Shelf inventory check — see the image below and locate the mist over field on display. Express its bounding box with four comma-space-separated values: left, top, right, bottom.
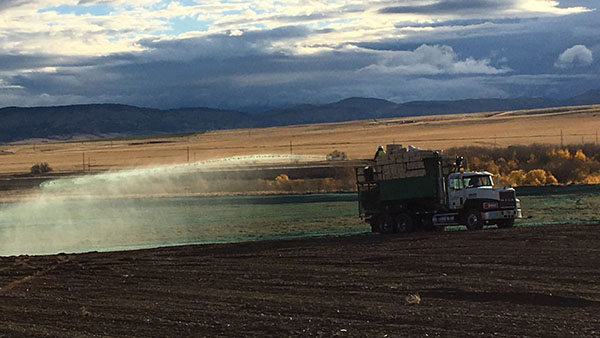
0, 154, 359, 256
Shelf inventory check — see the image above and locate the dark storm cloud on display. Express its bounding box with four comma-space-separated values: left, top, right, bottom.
380, 0, 515, 15
138, 25, 312, 60
264, 4, 365, 23
270, 12, 336, 23
212, 4, 365, 29
0, 53, 115, 72
0, 55, 55, 71
0, 0, 29, 11
395, 17, 526, 29
362, 9, 600, 73
5, 35, 511, 109
4, 27, 354, 107
5, 31, 382, 108
6, 45, 596, 109
2, 4, 599, 109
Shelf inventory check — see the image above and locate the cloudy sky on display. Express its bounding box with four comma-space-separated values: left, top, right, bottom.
0, 0, 598, 110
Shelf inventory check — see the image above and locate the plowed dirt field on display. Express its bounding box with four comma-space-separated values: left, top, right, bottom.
1, 224, 599, 337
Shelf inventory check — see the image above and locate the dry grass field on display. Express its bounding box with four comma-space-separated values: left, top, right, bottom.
1, 104, 599, 174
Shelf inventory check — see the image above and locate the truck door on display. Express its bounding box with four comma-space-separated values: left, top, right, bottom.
447, 174, 465, 210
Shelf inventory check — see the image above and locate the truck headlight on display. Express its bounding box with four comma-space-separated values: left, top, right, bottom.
483, 202, 498, 210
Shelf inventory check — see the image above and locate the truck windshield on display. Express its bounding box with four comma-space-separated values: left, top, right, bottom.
463, 175, 493, 188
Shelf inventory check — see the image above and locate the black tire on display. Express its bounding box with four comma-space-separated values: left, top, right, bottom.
394, 213, 414, 233
497, 219, 515, 229
465, 209, 483, 231
378, 214, 395, 234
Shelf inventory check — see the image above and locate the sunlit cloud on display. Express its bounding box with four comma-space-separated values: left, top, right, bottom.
554, 45, 593, 69
358, 44, 511, 75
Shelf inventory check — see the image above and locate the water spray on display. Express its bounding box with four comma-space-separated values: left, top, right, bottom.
0, 154, 326, 256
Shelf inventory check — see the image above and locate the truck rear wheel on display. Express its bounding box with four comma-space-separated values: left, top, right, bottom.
465, 209, 483, 231
378, 215, 395, 234
394, 213, 414, 233
497, 219, 514, 229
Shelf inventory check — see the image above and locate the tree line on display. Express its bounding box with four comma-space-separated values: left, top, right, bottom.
446, 144, 600, 186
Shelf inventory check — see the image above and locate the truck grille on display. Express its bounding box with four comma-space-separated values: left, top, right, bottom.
499, 191, 516, 208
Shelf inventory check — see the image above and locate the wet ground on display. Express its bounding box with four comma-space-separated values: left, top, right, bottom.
0, 194, 365, 256
1, 184, 599, 256
0, 223, 599, 337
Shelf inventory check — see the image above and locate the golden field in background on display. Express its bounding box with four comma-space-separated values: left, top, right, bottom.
1, 105, 599, 174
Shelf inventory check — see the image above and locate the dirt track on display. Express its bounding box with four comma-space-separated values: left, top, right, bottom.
1, 224, 599, 337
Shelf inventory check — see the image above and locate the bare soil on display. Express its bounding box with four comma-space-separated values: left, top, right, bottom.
1, 224, 599, 337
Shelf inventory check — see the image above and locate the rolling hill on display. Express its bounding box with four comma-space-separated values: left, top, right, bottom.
1, 90, 599, 143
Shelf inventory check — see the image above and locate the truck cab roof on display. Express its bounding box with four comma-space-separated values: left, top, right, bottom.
449, 171, 493, 178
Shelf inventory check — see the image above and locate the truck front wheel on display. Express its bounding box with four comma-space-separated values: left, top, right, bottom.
465, 209, 483, 231
394, 213, 414, 233
378, 215, 395, 234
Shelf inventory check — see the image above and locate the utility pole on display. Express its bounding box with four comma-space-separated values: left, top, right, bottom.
290, 140, 293, 155
187, 146, 190, 163
560, 129, 563, 147
82, 152, 85, 172
596, 130, 598, 145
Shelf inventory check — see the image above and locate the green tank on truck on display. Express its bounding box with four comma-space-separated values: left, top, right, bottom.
356, 145, 522, 233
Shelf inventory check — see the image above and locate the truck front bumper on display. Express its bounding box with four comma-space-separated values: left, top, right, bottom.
482, 208, 522, 221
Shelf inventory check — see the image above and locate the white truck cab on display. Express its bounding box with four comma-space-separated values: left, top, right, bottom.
447, 171, 522, 228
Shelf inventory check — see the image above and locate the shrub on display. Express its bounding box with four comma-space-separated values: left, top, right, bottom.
326, 150, 348, 161
30, 162, 52, 175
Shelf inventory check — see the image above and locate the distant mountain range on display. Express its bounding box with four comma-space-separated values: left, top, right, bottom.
1, 90, 599, 143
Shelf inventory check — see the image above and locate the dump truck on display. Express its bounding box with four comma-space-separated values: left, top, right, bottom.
356, 145, 522, 233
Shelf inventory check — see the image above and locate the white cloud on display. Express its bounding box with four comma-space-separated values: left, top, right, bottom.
359, 44, 511, 75
0, 78, 23, 89
516, 0, 589, 15
554, 44, 593, 68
